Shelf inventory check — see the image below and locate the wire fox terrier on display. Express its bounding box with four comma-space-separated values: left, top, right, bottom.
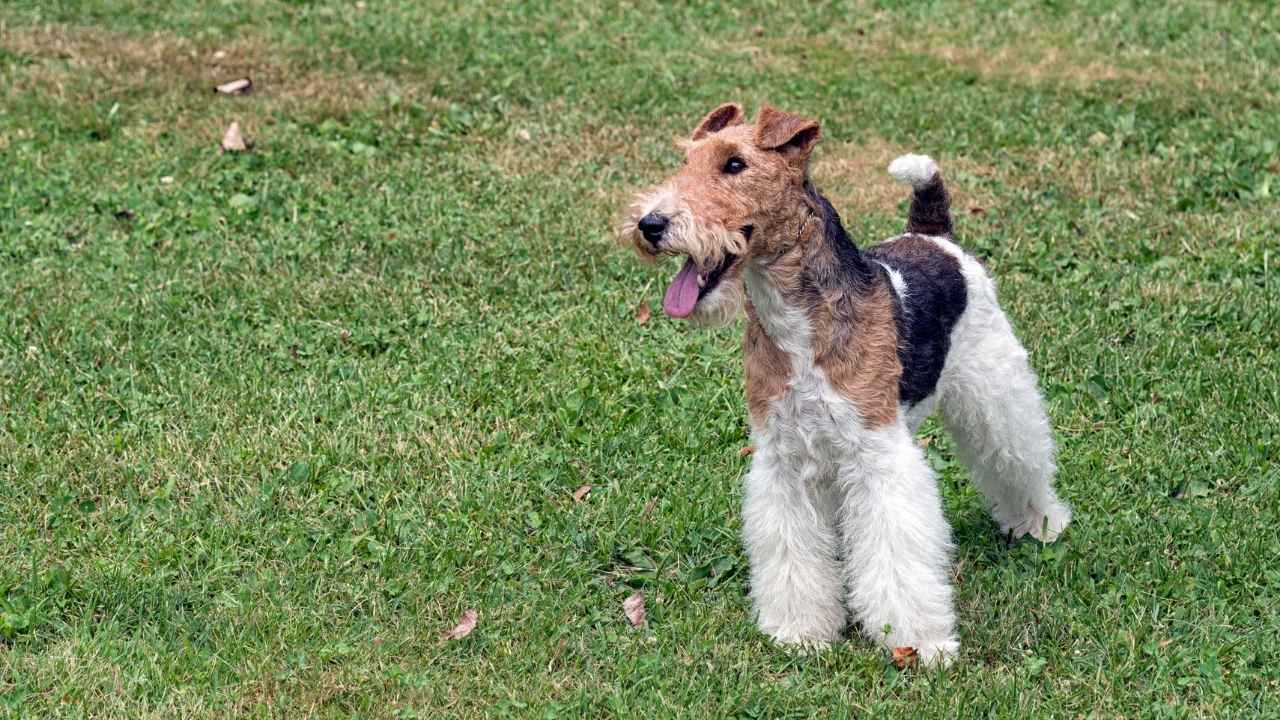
620, 104, 1072, 665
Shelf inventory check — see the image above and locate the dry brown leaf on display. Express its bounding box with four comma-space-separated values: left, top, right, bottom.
642, 497, 657, 517
441, 608, 478, 641
891, 646, 918, 669
917, 436, 932, 449
635, 298, 651, 325
214, 77, 253, 95
737, 445, 755, 457
220, 121, 248, 153
572, 484, 592, 502
623, 591, 647, 629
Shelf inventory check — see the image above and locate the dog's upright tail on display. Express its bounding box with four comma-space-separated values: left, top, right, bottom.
888, 154, 953, 237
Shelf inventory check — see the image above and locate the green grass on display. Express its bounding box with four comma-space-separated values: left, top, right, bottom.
1, 1, 1278, 717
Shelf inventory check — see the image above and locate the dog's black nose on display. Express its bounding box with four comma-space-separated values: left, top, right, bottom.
638, 213, 668, 245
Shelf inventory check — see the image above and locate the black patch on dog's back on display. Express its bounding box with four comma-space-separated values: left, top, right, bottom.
865, 235, 968, 405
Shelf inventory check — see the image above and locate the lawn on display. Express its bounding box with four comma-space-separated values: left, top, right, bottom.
1, 1, 1277, 717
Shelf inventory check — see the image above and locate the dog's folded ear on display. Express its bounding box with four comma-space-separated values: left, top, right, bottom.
692, 103, 745, 140
754, 105, 821, 157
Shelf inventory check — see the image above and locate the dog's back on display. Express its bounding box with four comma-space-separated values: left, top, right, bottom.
865, 234, 968, 408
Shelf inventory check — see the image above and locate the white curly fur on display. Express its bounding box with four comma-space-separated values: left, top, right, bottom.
930, 237, 1073, 542
887, 153, 940, 189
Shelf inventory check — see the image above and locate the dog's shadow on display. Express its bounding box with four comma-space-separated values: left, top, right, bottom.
949, 508, 1053, 568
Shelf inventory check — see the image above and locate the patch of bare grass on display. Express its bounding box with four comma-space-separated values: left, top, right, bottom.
897, 26, 1254, 98
1015, 145, 1172, 209
1, 23, 430, 143
797, 20, 1224, 95
708, 38, 802, 73
915, 40, 1151, 89
817, 137, 997, 219
467, 114, 657, 212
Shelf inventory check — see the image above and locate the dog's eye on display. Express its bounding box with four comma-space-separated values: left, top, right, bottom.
723, 156, 747, 175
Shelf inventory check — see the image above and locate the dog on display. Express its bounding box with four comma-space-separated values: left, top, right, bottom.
620, 103, 1072, 665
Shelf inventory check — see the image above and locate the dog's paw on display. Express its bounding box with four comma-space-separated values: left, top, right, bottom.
1006, 498, 1072, 543
766, 632, 833, 654
911, 637, 960, 667
754, 596, 845, 653
759, 621, 840, 653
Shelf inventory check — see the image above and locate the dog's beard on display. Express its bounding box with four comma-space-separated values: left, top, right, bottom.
620, 186, 746, 270
655, 213, 745, 272
619, 186, 748, 321
687, 272, 745, 327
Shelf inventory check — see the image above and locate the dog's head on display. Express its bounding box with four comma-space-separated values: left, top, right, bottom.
619, 103, 822, 325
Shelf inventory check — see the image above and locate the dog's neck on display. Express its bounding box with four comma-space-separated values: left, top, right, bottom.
744, 183, 880, 348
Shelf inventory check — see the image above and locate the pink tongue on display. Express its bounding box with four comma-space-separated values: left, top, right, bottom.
663, 258, 702, 318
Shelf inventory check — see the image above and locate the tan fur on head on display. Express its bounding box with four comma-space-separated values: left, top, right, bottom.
617, 183, 749, 272
616, 182, 748, 326
617, 103, 827, 324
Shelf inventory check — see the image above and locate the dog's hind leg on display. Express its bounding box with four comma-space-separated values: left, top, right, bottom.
937, 260, 1071, 542
742, 444, 846, 649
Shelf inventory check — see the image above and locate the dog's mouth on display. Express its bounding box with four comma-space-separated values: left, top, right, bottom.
661, 225, 751, 318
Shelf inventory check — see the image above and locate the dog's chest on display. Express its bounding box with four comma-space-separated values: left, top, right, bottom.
744, 269, 868, 460
766, 363, 863, 461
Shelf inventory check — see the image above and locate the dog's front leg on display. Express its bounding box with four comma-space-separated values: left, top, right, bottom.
741, 443, 845, 650
837, 424, 960, 666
